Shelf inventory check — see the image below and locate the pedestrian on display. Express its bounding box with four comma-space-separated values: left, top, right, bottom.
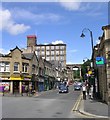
29, 84, 32, 96
82, 83, 86, 100
89, 85, 93, 99
25, 85, 28, 96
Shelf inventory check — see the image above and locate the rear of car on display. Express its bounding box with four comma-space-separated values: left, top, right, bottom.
74, 84, 81, 91
59, 84, 68, 93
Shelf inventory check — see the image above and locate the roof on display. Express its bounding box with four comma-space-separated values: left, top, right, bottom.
36, 43, 66, 46
102, 24, 110, 30
0, 53, 4, 57
22, 53, 34, 60
10, 46, 22, 53
27, 35, 36, 38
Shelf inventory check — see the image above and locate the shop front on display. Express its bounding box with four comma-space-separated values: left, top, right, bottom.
44, 75, 49, 91
0, 77, 10, 94
38, 77, 44, 92
9, 74, 23, 94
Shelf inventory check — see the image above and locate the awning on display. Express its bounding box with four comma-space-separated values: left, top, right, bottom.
23, 75, 31, 81
9, 77, 23, 80
9, 73, 23, 80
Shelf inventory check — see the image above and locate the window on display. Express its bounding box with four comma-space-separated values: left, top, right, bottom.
51, 46, 54, 50
0, 62, 10, 72
56, 51, 59, 55
22, 63, 28, 73
14, 62, 19, 72
46, 46, 49, 50
56, 56, 59, 60
46, 51, 50, 55
56, 46, 59, 49
51, 56, 54, 60
5, 62, 10, 71
36, 47, 40, 50
46, 57, 50, 61
51, 51, 54, 55
42, 51, 45, 55
60, 46, 65, 49
41, 46, 45, 51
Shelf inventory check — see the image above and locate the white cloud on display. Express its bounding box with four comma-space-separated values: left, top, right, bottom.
68, 49, 78, 53
12, 9, 62, 24
0, 9, 30, 35
96, 39, 100, 44
59, 0, 82, 11
66, 61, 82, 64
0, 48, 10, 54
52, 40, 64, 44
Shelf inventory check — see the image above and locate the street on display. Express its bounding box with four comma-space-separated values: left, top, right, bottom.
2, 85, 81, 118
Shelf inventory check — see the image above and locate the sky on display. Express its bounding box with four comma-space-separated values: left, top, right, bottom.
0, 1, 108, 64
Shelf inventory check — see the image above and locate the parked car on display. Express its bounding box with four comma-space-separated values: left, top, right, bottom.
59, 84, 68, 93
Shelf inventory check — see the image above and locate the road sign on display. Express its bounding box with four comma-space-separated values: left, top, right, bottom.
96, 57, 105, 65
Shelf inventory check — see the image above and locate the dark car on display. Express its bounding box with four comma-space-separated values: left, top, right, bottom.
59, 84, 68, 93
73, 84, 81, 91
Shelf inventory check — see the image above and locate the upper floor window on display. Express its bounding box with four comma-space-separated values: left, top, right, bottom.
41, 46, 45, 51
46, 46, 49, 50
51, 46, 54, 50
14, 62, 19, 72
46, 51, 50, 55
46, 57, 50, 61
0, 62, 10, 72
56, 46, 59, 49
22, 63, 28, 73
60, 46, 65, 49
51, 51, 54, 55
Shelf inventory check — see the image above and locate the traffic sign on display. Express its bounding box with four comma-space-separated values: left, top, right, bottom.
96, 57, 105, 65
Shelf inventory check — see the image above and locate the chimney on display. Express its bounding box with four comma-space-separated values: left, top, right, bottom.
27, 35, 37, 47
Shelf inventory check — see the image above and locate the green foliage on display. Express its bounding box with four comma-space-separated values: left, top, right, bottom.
81, 59, 91, 80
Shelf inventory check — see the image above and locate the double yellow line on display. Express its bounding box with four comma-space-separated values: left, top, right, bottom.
72, 93, 83, 112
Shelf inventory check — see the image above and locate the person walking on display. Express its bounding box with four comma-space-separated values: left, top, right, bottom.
89, 85, 93, 99
82, 83, 86, 100
25, 85, 28, 96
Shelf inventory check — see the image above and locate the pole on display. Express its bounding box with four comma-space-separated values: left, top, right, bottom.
81, 28, 96, 99
90, 30, 96, 98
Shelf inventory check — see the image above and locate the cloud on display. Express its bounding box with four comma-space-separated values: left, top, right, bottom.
96, 39, 100, 44
0, 48, 10, 54
52, 40, 64, 44
68, 49, 78, 53
12, 9, 62, 24
59, 0, 82, 11
0, 9, 30, 35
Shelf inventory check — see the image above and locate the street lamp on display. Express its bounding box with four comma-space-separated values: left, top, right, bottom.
83, 57, 89, 63
80, 28, 96, 98
80, 28, 94, 54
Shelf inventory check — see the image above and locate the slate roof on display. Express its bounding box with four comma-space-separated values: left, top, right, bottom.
22, 53, 34, 60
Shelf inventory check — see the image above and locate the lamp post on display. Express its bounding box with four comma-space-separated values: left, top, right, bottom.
80, 28, 96, 98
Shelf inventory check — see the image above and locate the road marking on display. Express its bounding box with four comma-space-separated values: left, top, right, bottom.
71, 93, 82, 112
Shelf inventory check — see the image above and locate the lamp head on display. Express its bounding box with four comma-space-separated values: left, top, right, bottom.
83, 60, 85, 62
80, 33, 85, 38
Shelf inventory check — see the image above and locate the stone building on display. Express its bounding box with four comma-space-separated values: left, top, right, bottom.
93, 25, 110, 103
0, 46, 39, 94
22, 35, 66, 67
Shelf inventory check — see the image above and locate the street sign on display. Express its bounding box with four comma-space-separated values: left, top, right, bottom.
96, 57, 105, 65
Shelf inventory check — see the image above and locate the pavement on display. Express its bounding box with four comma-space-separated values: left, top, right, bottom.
77, 94, 109, 119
